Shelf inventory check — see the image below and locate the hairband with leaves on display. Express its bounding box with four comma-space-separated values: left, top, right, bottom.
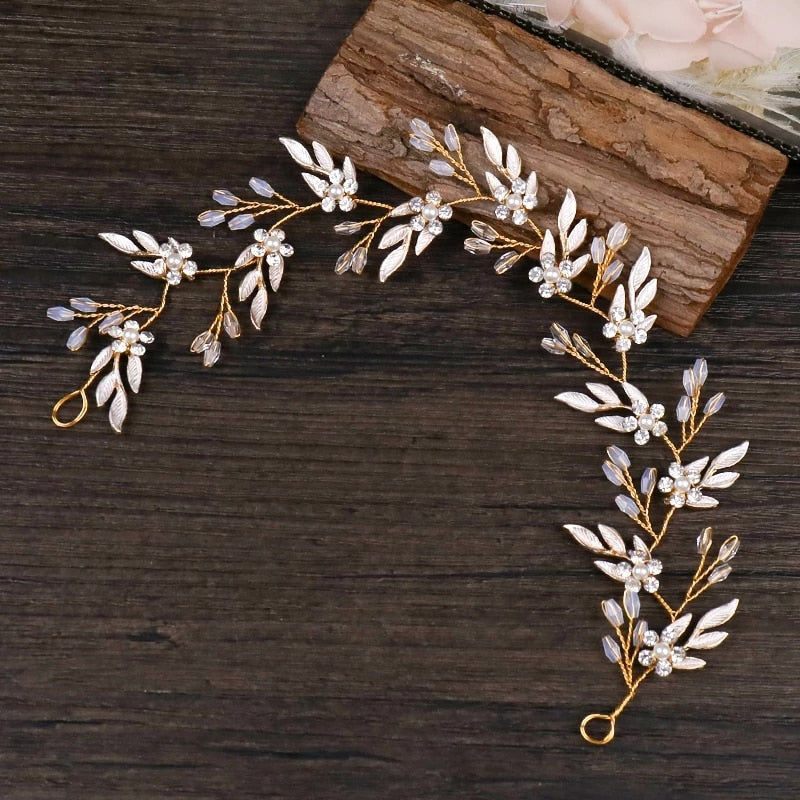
47, 119, 747, 746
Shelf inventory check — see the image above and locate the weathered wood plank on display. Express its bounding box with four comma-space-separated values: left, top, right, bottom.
298, 0, 787, 335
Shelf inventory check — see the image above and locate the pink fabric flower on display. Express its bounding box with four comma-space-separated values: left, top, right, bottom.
546, 0, 800, 72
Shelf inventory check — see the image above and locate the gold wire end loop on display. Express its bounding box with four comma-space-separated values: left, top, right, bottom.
52, 388, 89, 428
580, 713, 616, 746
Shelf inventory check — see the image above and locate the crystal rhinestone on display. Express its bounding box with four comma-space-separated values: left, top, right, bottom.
342, 178, 357, 194
555, 278, 571, 293
512, 209, 527, 226
651, 403, 665, 419
112, 339, 127, 353
672, 646, 686, 663
643, 577, 659, 593
687, 470, 702, 484
124, 320, 139, 330
670, 494, 686, 508
178, 243, 192, 258
493, 186, 509, 202
602, 323, 617, 339
280, 243, 294, 257
625, 577, 640, 592
653, 421, 668, 436
511, 177, 526, 193
631, 400, 648, 415
638, 650, 654, 666
630, 309, 645, 324
668, 463, 683, 479
687, 488, 703, 503
159, 243, 172, 257
253, 228, 267, 242
251, 244, 266, 257
655, 660, 673, 677
649, 559, 662, 575
321, 197, 336, 213
528, 266, 544, 283
643, 630, 659, 647
130, 343, 146, 356
539, 284, 555, 299
634, 429, 650, 445
139, 331, 155, 344
428, 219, 444, 235
409, 215, 425, 232
658, 477, 673, 492
339, 196, 355, 213
107, 325, 123, 338
634, 329, 648, 344
494, 205, 510, 221
615, 338, 632, 353
409, 197, 424, 212
328, 168, 345, 184
438, 204, 453, 220
425, 190, 442, 205
183, 262, 197, 278
618, 563, 632, 578
266, 253, 282, 268
623, 416, 638, 432
273, 229, 284, 241
166, 272, 182, 286
522, 193, 538, 209
611, 307, 626, 323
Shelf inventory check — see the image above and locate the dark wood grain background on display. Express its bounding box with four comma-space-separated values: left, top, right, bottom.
1, 1, 798, 798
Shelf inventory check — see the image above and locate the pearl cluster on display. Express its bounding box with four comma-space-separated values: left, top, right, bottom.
658, 462, 704, 508
638, 628, 687, 677
624, 400, 667, 445
603, 308, 649, 352
408, 190, 453, 236
107, 319, 154, 356
493, 176, 538, 226
528, 251, 575, 299
319, 168, 358, 213
252, 228, 294, 266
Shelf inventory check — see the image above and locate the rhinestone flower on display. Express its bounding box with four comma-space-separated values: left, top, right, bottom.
155, 238, 197, 286
658, 462, 704, 508
603, 308, 651, 352
319, 167, 358, 213
623, 400, 667, 445
492, 174, 538, 227
638, 628, 688, 677
252, 228, 294, 267
528, 251, 582, 299
106, 319, 154, 357
408, 190, 453, 237
624, 547, 662, 593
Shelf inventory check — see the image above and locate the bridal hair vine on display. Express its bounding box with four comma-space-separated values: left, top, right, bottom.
48, 118, 748, 744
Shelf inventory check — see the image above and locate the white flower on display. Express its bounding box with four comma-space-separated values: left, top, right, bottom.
408, 190, 452, 237
658, 461, 704, 508
603, 308, 653, 352
107, 320, 154, 357
623, 400, 667, 445
488, 172, 538, 226
319, 167, 358, 213
595, 534, 662, 594
528, 229, 590, 299
638, 629, 689, 677
155, 239, 197, 286
252, 228, 294, 267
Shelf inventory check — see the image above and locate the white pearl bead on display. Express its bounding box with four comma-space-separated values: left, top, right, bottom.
544, 266, 560, 283
422, 203, 439, 221
266, 236, 281, 251
675, 477, 691, 493
166, 253, 183, 270
653, 642, 670, 660
505, 193, 523, 211
329, 184, 345, 200
633, 564, 649, 581
619, 321, 635, 337
638, 414, 654, 431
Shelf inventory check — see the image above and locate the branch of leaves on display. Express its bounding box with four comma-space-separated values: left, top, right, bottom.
693, 526, 741, 588
540, 322, 615, 378
678, 358, 726, 433
408, 118, 472, 183
89, 343, 143, 434
600, 589, 648, 684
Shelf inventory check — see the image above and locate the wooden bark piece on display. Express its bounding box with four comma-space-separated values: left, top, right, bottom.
298, 0, 787, 335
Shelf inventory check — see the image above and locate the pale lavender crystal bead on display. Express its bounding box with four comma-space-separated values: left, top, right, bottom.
228, 213, 255, 231
47, 306, 75, 322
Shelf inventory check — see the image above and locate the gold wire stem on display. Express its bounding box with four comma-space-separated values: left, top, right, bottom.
140, 284, 170, 329
651, 507, 675, 549
269, 202, 322, 231
580, 668, 653, 745
563, 345, 622, 384
560, 293, 611, 320
355, 199, 395, 211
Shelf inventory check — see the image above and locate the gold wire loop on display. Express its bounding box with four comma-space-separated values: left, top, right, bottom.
580, 713, 616, 746
52, 388, 89, 428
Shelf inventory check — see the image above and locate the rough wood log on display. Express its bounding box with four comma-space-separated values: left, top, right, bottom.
298, 0, 787, 335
